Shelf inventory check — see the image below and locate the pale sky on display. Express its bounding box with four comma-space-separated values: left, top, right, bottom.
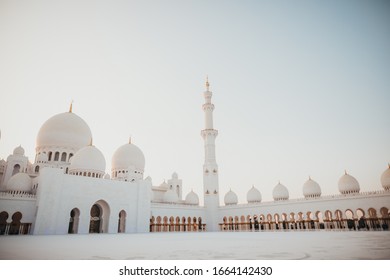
0, 0, 389, 204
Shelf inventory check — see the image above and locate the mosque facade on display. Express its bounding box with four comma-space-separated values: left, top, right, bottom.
0, 81, 390, 235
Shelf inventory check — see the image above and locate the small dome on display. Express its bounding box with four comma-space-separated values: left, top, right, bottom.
13, 145, 25, 156
224, 189, 238, 205
112, 142, 145, 172
36, 153, 48, 163
247, 186, 262, 203
185, 190, 199, 205
159, 180, 169, 190
36, 112, 92, 151
381, 165, 390, 191
69, 145, 106, 176
7, 172, 32, 193
104, 173, 110, 179
164, 188, 178, 203
273, 182, 289, 201
303, 177, 322, 198
172, 172, 178, 179
338, 172, 360, 194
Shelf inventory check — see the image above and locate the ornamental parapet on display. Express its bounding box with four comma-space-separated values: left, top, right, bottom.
0, 191, 37, 200
219, 189, 390, 209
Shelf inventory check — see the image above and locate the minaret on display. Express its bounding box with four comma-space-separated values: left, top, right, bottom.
201, 77, 220, 231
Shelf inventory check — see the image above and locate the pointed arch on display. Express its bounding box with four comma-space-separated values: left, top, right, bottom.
0, 211, 9, 235
9, 212, 22, 235
380, 207, 389, 230
156, 216, 162, 232
89, 200, 110, 233
324, 210, 334, 229
175, 216, 180, 231
150, 216, 155, 232
12, 164, 20, 176
316, 211, 325, 229
68, 208, 80, 234
274, 214, 280, 230
118, 210, 126, 233
163, 216, 168, 232
198, 217, 203, 231
182, 216, 186, 231
345, 209, 356, 230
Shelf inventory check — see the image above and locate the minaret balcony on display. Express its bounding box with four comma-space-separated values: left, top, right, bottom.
201, 129, 218, 138
202, 104, 215, 111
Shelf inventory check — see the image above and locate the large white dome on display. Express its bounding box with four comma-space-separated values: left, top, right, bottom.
224, 189, 238, 205
69, 145, 106, 176
247, 186, 262, 203
273, 182, 289, 201
185, 190, 199, 205
112, 142, 145, 172
7, 173, 32, 193
381, 165, 390, 191
338, 172, 360, 194
36, 112, 92, 150
303, 177, 322, 198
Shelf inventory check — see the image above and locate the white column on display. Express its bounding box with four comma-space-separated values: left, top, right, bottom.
202, 78, 220, 231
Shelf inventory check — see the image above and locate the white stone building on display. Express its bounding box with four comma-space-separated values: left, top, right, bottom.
0, 81, 389, 235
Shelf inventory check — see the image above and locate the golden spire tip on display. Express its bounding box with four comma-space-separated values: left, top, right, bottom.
205, 75, 210, 91
69, 100, 73, 113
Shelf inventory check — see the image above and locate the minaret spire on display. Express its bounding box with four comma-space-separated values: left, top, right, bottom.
69, 100, 73, 113
206, 75, 210, 91
201, 78, 219, 231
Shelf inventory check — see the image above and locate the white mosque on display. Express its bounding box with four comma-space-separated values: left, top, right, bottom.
0, 80, 389, 235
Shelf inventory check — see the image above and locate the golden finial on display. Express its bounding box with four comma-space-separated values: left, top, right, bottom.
69, 100, 73, 113
205, 75, 210, 91
129, 136, 132, 144
309, 176, 311, 180
89, 138, 93, 146
345, 170, 347, 175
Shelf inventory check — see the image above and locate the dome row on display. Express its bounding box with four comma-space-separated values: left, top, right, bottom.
34, 110, 145, 178
160, 185, 199, 205
68, 142, 145, 178
224, 168, 390, 205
